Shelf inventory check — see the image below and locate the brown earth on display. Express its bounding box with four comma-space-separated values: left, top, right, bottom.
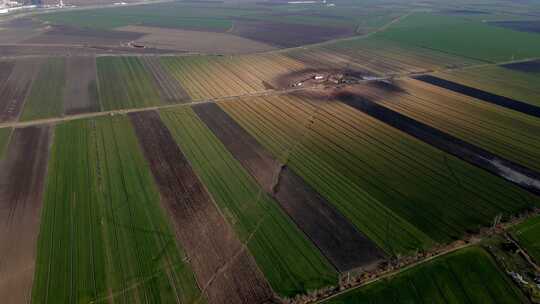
0, 58, 43, 123
63, 56, 100, 115
231, 20, 354, 47
193, 102, 385, 271
23, 24, 145, 46
141, 56, 191, 103
0, 61, 15, 87
118, 25, 276, 54
0, 126, 51, 304
129, 111, 275, 304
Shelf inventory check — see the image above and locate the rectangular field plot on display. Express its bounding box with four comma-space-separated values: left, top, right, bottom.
219, 94, 538, 255
159, 53, 306, 100
375, 12, 540, 62
512, 215, 540, 263
323, 247, 527, 304
20, 58, 66, 121
0, 58, 42, 122
63, 56, 100, 115
287, 37, 478, 76
160, 107, 338, 297
96, 56, 162, 110
0, 126, 50, 304
129, 111, 273, 304
32, 117, 202, 304
357, 78, 540, 172
433, 65, 540, 107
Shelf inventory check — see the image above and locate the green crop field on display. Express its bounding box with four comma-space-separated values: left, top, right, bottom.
512, 215, 540, 264
160, 107, 338, 297
32, 117, 202, 304
220, 95, 539, 255
435, 65, 540, 107
97, 57, 162, 111
0, 127, 11, 159
376, 12, 540, 62
20, 58, 66, 121
323, 247, 528, 304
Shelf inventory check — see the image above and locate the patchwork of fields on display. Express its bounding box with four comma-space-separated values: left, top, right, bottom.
1, 2, 540, 304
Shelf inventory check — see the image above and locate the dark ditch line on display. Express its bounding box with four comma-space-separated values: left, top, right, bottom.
336, 92, 540, 196
414, 75, 540, 119
192, 102, 386, 272
502, 59, 540, 74
129, 111, 274, 304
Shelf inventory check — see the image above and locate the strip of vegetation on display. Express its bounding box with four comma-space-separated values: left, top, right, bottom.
0, 127, 11, 159
20, 58, 66, 121
32, 117, 202, 303
160, 107, 339, 298
97, 57, 162, 111
322, 246, 528, 304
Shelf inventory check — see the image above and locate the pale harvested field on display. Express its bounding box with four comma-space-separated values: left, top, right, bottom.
118, 25, 277, 54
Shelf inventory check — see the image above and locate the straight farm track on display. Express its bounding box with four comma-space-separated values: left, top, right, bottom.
130, 111, 274, 304
192, 103, 385, 272
0, 126, 51, 304
32, 117, 202, 304
160, 107, 338, 297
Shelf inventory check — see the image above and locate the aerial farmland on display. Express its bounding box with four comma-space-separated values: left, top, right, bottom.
0, 0, 540, 303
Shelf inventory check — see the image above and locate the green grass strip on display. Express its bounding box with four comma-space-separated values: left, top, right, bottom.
512, 215, 540, 264
20, 58, 66, 121
323, 246, 528, 303
0, 127, 11, 159
160, 107, 338, 298
32, 117, 202, 304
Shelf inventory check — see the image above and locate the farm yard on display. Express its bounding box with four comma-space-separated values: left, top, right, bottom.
0, 0, 540, 303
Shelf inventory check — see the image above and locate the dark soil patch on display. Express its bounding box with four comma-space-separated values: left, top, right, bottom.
231, 20, 354, 48
193, 102, 385, 271
0, 58, 43, 123
366, 80, 406, 94
490, 20, 540, 34
63, 56, 100, 115
23, 25, 145, 46
502, 59, 540, 73
0, 126, 51, 304
334, 90, 540, 196
129, 111, 274, 304
414, 75, 540, 118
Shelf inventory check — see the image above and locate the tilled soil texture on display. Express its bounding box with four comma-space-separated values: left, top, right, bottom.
0, 58, 43, 123
130, 111, 274, 304
141, 56, 191, 103
193, 102, 385, 271
0, 61, 15, 87
63, 56, 100, 115
414, 75, 540, 119
23, 25, 145, 47
334, 89, 540, 196
502, 59, 540, 73
0, 126, 51, 304
231, 20, 354, 48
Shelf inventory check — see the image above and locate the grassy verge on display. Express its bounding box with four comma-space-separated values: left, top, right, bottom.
0, 127, 11, 159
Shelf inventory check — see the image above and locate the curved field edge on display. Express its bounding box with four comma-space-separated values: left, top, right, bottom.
159, 107, 338, 298
322, 246, 528, 304
31, 117, 202, 304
